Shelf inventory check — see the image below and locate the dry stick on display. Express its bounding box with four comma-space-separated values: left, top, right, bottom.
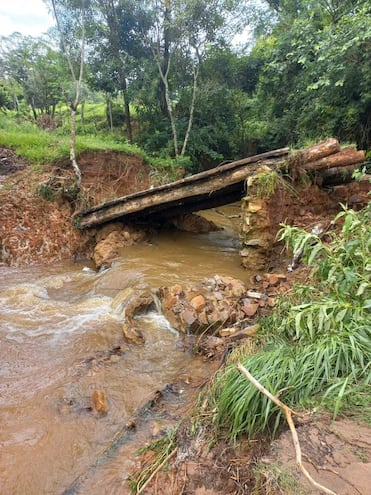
136, 447, 177, 495
236, 363, 337, 495
302, 455, 363, 495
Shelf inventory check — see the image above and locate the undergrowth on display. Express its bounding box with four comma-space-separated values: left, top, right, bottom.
252, 169, 298, 200
128, 426, 178, 494
252, 461, 309, 495
208, 202, 370, 440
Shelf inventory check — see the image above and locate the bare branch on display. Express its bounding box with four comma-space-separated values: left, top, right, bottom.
50, 0, 77, 82
237, 363, 337, 495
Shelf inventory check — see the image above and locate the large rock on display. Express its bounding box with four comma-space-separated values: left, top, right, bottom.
91, 389, 109, 415
111, 286, 154, 344
93, 224, 147, 268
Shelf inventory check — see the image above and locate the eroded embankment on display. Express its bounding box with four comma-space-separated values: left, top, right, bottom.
0, 148, 152, 266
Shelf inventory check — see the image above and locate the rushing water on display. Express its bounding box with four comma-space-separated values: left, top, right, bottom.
0, 206, 247, 494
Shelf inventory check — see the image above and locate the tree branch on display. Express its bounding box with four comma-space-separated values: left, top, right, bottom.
236, 362, 337, 495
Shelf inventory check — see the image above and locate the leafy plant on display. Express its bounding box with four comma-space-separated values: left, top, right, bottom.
209, 203, 371, 440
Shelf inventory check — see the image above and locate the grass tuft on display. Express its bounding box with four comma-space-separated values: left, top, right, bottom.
252, 461, 309, 495
128, 426, 178, 494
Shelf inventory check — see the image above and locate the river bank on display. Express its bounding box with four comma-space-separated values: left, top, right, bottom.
1, 146, 370, 494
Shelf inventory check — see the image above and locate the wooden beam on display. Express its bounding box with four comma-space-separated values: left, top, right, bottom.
78, 149, 289, 228
302, 148, 365, 172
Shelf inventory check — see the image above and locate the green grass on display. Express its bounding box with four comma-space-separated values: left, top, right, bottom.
207, 203, 371, 440
252, 170, 297, 199
253, 171, 281, 198
128, 426, 178, 494
0, 112, 182, 171
252, 461, 309, 495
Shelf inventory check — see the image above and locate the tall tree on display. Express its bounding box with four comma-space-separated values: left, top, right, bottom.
86, 0, 150, 141
48, 0, 87, 184
143, 0, 239, 157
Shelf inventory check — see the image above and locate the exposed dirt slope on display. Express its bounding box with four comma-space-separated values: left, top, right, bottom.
0, 148, 151, 266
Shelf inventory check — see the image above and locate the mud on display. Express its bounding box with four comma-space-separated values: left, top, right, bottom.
240, 175, 370, 272
268, 416, 371, 494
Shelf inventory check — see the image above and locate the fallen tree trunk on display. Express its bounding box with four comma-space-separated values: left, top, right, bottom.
302, 147, 365, 172
318, 164, 359, 186
298, 138, 341, 163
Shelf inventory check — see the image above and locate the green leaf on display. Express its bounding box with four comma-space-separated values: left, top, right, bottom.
335, 308, 348, 323
333, 377, 350, 419
357, 282, 369, 297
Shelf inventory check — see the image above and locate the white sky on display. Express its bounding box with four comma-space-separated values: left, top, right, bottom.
0, 0, 55, 37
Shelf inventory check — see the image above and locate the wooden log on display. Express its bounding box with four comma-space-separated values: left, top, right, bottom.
318, 164, 359, 186
79, 162, 266, 228
302, 147, 365, 172
299, 138, 340, 163
78, 148, 289, 228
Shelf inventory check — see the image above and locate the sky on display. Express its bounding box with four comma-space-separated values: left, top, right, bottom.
0, 0, 252, 48
0, 0, 55, 37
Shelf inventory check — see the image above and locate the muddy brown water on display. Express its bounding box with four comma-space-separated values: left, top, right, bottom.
0, 206, 247, 495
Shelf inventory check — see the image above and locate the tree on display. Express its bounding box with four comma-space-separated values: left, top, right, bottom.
0, 34, 65, 118
48, 0, 87, 184
86, 0, 150, 141
240, 0, 371, 149
142, 0, 240, 158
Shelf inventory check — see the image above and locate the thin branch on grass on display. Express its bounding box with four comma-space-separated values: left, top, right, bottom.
236, 362, 337, 495
136, 447, 177, 495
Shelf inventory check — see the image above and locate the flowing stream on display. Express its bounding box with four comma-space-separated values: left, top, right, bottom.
0, 206, 247, 495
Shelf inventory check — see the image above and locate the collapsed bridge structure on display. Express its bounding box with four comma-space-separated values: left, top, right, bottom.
78, 139, 366, 230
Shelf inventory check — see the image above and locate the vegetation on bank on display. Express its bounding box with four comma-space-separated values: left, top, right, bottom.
0, 113, 187, 173
209, 202, 371, 439
1, 1, 370, 171
128, 202, 370, 494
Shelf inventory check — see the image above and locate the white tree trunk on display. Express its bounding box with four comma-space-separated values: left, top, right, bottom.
70, 108, 82, 183
155, 54, 179, 157
51, 0, 84, 184
181, 58, 200, 157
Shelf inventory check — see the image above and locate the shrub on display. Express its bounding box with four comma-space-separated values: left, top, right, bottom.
210, 203, 371, 440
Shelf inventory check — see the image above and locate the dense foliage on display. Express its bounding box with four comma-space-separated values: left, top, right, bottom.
0, 0, 370, 168
210, 203, 371, 439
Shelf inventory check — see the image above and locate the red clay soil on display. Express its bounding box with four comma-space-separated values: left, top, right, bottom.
0, 148, 151, 266
75, 149, 151, 205
1, 147, 370, 495
135, 415, 371, 495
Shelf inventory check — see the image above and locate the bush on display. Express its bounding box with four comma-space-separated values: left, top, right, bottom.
210, 203, 371, 440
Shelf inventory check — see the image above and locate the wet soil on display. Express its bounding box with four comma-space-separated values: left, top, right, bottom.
138, 414, 371, 495
0, 149, 151, 266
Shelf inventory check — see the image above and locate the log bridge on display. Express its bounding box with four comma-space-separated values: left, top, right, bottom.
78, 139, 366, 229
78, 148, 289, 228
